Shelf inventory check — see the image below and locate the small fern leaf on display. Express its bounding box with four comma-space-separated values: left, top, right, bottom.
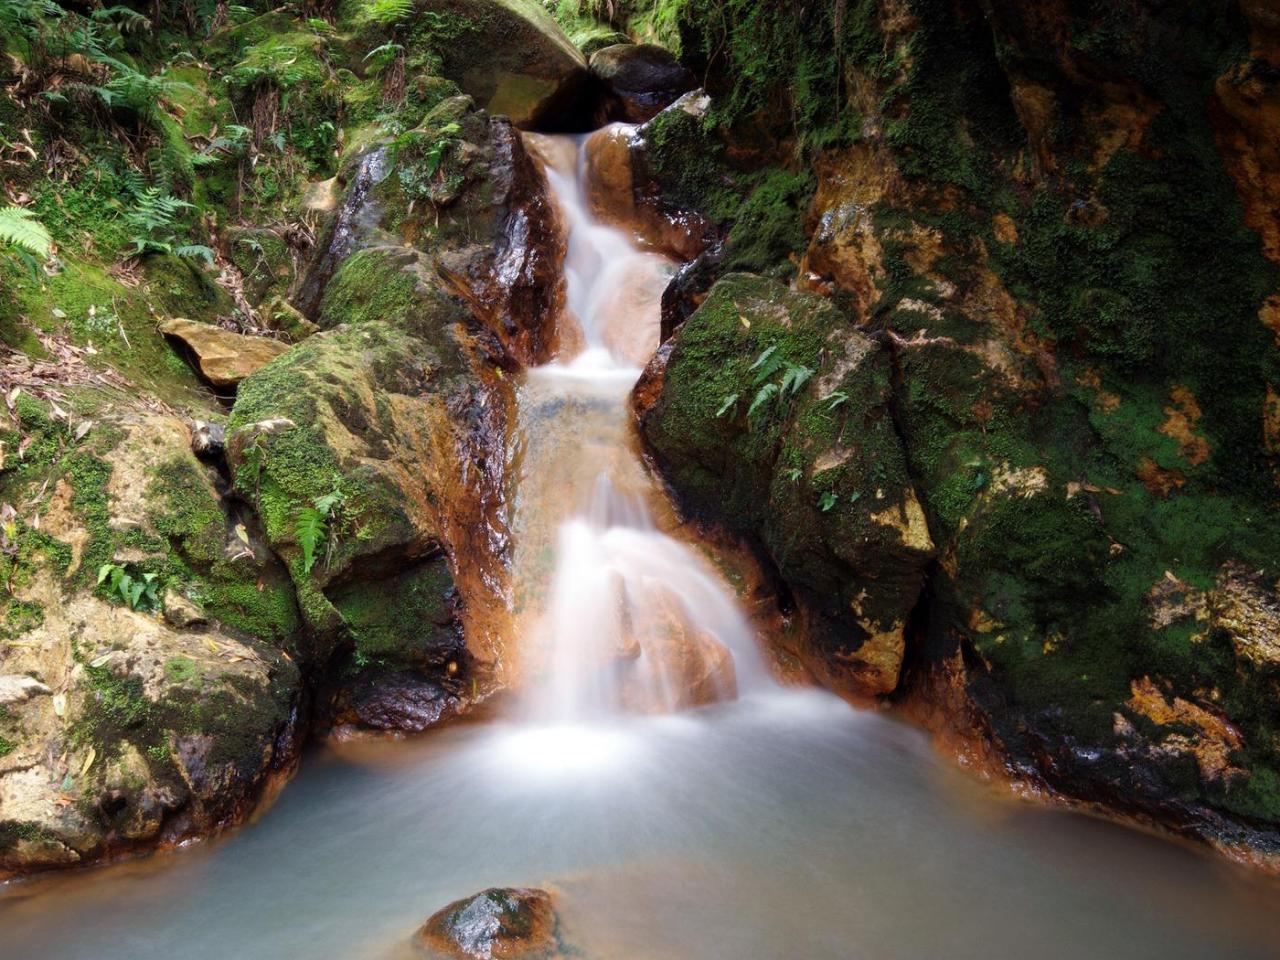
0, 206, 52, 258
747, 382, 779, 418
175, 244, 215, 265
295, 507, 325, 574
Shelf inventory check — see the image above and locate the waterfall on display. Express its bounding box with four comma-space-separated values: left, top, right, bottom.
514, 131, 769, 723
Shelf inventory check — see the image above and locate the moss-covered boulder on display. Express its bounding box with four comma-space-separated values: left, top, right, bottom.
0, 400, 302, 877
637, 274, 934, 695
343, 0, 594, 131
228, 245, 515, 719
299, 99, 564, 366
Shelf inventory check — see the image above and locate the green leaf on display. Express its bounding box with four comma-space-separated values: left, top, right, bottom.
295, 506, 325, 574
97, 564, 115, 585
715, 393, 739, 418
825, 391, 849, 412
749, 345, 783, 385
0, 206, 52, 259
747, 382, 779, 418
175, 244, 215, 265
818, 491, 838, 512
780, 363, 814, 397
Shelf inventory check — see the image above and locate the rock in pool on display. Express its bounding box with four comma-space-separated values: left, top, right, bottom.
414, 887, 561, 959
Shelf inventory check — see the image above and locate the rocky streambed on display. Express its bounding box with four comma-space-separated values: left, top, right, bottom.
0, 1, 1279, 944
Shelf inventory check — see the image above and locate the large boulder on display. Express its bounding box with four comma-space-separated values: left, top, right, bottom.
0, 401, 302, 877
590, 43, 697, 123
636, 273, 935, 696
299, 98, 565, 366
229, 245, 516, 721
415, 887, 562, 959
400, 0, 594, 131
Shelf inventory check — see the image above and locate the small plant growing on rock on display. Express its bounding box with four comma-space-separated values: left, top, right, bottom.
294, 485, 347, 574
97, 562, 161, 611
721, 345, 816, 424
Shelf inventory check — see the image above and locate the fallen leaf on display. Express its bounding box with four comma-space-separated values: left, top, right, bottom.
52, 693, 66, 717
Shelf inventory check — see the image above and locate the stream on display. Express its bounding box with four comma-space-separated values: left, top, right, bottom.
3, 130, 1280, 960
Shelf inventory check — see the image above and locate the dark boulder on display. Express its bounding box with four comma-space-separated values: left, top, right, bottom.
590, 43, 697, 123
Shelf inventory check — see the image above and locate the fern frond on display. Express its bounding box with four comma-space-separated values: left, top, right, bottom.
295, 506, 325, 574
0, 206, 52, 258
175, 244, 215, 265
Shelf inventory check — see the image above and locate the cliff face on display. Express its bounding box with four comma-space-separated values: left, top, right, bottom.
623, 0, 1280, 863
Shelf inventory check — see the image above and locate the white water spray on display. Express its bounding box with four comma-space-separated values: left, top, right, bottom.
516, 131, 768, 723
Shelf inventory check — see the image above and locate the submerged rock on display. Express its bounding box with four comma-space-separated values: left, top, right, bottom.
159, 318, 291, 390
415, 887, 561, 960
590, 43, 697, 123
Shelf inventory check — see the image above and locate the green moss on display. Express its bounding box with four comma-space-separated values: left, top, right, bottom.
318, 248, 420, 329
722, 169, 814, 278
329, 558, 460, 666
163, 656, 200, 685
0, 735, 16, 757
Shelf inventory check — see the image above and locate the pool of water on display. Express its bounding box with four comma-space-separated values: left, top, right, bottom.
4, 689, 1278, 960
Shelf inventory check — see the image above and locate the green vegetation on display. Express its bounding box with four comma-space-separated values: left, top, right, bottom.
97, 562, 162, 611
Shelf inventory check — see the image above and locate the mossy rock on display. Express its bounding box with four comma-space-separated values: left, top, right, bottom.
340, 0, 594, 130
640, 273, 934, 694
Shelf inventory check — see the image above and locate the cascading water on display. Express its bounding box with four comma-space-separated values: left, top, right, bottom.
7, 124, 1280, 960
514, 130, 769, 723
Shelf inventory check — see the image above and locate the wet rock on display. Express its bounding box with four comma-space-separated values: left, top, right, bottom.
587, 576, 739, 713
415, 887, 560, 960
343, 103, 564, 366
637, 274, 934, 696
333, 670, 462, 733
229, 246, 516, 696
190, 420, 225, 462
158, 318, 290, 390
402, 0, 594, 131
578, 123, 715, 261
591, 43, 697, 123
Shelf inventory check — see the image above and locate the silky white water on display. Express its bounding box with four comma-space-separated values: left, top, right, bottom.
514, 129, 767, 724
4, 130, 1280, 960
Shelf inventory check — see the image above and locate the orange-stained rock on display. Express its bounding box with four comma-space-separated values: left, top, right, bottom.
159, 318, 289, 389
578, 123, 716, 261
615, 586, 737, 713
415, 887, 561, 960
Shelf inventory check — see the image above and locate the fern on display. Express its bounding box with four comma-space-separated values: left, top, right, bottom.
715, 393, 739, 418
779, 363, 814, 398
295, 506, 325, 574
0, 206, 52, 258
294, 486, 347, 574
747, 382, 779, 418
174, 244, 215, 265
356, 0, 413, 27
